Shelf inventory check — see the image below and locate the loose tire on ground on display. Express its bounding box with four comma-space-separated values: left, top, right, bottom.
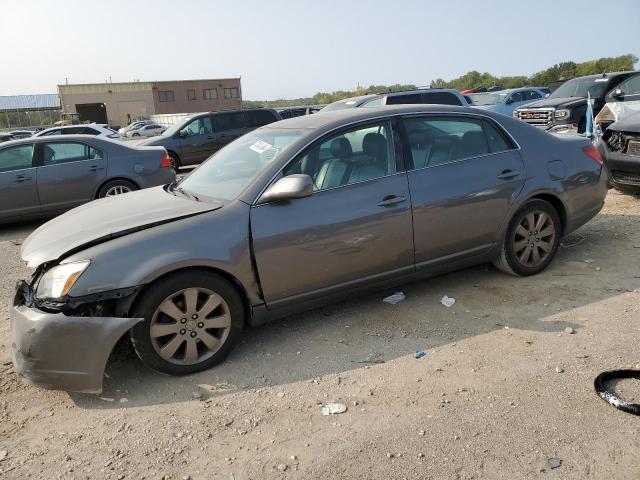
129, 270, 244, 376
493, 199, 561, 276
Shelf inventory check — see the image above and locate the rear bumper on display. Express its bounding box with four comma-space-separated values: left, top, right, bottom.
11, 291, 142, 393
603, 150, 640, 189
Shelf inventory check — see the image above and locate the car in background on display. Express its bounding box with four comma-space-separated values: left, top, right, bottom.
320, 88, 469, 112
0, 132, 15, 143
470, 88, 549, 116
599, 111, 640, 195
118, 120, 156, 137
514, 72, 640, 134
36, 124, 121, 139
277, 105, 324, 119
595, 74, 640, 131
141, 108, 281, 170
8, 130, 34, 139
10, 104, 608, 392
0, 135, 174, 223
126, 124, 166, 138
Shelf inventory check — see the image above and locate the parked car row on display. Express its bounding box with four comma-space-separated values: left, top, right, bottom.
119, 120, 167, 138
36, 123, 121, 139
469, 87, 550, 116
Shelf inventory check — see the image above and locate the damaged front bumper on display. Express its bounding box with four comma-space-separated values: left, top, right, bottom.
10, 281, 142, 393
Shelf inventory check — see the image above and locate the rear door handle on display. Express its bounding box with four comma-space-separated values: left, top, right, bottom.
497, 169, 520, 180
88, 165, 104, 172
14, 175, 30, 183
377, 195, 407, 207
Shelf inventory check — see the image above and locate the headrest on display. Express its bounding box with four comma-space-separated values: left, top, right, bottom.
409, 130, 430, 148
363, 132, 387, 160
462, 131, 488, 153
330, 137, 353, 159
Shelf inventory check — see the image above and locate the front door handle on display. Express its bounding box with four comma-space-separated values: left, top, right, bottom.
14, 175, 30, 183
377, 195, 407, 207
497, 169, 520, 180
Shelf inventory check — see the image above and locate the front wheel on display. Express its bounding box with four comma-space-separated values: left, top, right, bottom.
493, 199, 561, 276
130, 271, 244, 375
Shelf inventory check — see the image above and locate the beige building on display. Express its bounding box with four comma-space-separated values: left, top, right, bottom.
58, 78, 242, 128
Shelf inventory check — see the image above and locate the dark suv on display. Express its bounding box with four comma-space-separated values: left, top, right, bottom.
144, 109, 281, 169
514, 72, 640, 134
321, 88, 469, 112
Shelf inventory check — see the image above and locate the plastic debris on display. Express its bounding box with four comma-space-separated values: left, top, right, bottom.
321, 403, 347, 416
440, 295, 456, 307
355, 352, 385, 364
415, 351, 426, 359
547, 458, 562, 469
383, 292, 405, 305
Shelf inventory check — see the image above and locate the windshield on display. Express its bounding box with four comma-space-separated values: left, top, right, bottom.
550, 78, 610, 99
163, 118, 192, 137
469, 93, 507, 106
178, 128, 304, 201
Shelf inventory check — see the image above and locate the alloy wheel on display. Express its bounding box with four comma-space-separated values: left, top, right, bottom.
150, 287, 231, 365
512, 210, 556, 267
104, 185, 133, 196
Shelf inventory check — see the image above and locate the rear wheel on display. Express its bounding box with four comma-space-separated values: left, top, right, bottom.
168, 151, 181, 173
493, 199, 561, 276
130, 271, 244, 375
97, 179, 137, 198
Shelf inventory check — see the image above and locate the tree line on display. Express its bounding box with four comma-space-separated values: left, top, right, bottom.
243, 54, 638, 108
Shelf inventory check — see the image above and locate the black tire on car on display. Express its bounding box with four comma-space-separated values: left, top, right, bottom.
493, 199, 561, 276
129, 270, 244, 376
97, 179, 138, 198
168, 151, 180, 172
132, 132, 140, 137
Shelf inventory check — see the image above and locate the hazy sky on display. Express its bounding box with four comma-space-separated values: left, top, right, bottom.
2, 0, 639, 100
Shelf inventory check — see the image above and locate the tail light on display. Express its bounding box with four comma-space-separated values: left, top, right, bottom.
582, 145, 603, 165
160, 151, 172, 168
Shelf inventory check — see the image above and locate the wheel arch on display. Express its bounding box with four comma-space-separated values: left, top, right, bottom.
94, 177, 140, 199
526, 192, 567, 235
124, 265, 253, 327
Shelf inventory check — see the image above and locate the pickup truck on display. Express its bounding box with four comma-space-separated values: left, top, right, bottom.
514, 72, 639, 134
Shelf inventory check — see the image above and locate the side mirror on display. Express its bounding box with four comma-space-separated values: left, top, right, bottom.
261, 174, 313, 203
612, 89, 624, 100
179, 129, 188, 138
505, 97, 514, 105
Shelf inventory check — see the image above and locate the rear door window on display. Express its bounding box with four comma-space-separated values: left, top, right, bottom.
245, 110, 278, 127
402, 116, 514, 169
0, 144, 34, 172
422, 91, 463, 106
41, 142, 102, 165
386, 93, 423, 105
183, 117, 213, 136
213, 112, 245, 131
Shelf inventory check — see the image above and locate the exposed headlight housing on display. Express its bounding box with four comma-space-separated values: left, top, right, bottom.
35, 261, 90, 300
554, 109, 571, 120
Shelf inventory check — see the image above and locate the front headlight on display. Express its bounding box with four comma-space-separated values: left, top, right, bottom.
35, 261, 90, 300
555, 109, 571, 120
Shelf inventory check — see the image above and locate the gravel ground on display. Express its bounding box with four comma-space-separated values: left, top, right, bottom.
1, 191, 639, 479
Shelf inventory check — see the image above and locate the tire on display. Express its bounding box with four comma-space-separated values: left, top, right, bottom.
129, 270, 244, 376
613, 185, 640, 196
97, 179, 138, 198
132, 133, 140, 137
493, 199, 561, 276
167, 151, 180, 172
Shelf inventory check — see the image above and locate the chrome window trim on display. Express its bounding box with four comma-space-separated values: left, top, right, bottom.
251, 110, 521, 205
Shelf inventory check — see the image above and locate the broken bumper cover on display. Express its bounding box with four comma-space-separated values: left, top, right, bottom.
11, 298, 142, 394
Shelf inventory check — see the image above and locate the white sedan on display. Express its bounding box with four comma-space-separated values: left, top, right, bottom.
125, 124, 166, 138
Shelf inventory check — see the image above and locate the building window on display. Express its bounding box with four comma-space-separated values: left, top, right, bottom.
224, 88, 239, 99
158, 90, 175, 102
203, 88, 218, 100
187, 89, 196, 101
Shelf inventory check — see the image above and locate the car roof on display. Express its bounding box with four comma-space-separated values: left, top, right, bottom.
0, 134, 112, 147
570, 71, 639, 81
263, 104, 498, 131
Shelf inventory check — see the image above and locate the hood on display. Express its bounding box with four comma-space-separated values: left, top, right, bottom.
21, 186, 222, 268
519, 97, 586, 110
473, 104, 499, 111
609, 111, 640, 134
139, 135, 170, 146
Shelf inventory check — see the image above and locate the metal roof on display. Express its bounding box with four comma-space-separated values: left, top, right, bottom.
0, 94, 60, 111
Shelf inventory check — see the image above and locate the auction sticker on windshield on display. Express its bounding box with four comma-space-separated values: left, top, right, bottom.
250, 140, 273, 154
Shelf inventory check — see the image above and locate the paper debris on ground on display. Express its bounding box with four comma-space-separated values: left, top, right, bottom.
440, 295, 456, 307
383, 292, 405, 305
321, 403, 348, 415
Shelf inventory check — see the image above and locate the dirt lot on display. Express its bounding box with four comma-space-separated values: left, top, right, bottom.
1, 191, 639, 480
